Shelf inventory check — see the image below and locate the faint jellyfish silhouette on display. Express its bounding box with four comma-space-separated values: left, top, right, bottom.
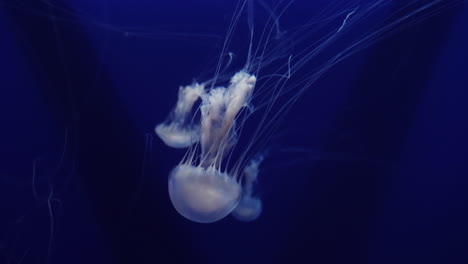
231, 155, 264, 222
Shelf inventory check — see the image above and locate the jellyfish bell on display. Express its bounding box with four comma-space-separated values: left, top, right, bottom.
155, 83, 204, 148
231, 196, 262, 222
155, 124, 198, 149
168, 164, 241, 223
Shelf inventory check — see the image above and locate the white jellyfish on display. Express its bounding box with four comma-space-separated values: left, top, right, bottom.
167, 71, 258, 223
156, 0, 450, 223
155, 83, 204, 148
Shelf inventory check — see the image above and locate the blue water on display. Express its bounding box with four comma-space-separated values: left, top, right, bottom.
1, 0, 467, 263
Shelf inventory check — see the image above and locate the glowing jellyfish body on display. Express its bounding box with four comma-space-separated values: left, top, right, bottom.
169, 165, 241, 223
155, 83, 204, 148
164, 71, 260, 223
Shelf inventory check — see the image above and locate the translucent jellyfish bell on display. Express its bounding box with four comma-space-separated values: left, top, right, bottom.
231, 196, 262, 221
155, 83, 204, 148
168, 165, 241, 223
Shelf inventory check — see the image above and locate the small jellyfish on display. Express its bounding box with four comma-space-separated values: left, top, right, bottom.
231, 155, 264, 222
155, 83, 204, 148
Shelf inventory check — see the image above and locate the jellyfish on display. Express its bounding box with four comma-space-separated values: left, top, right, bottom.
155, 83, 204, 148
231, 155, 264, 222
167, 71, 258, 223
156, 0, 449, 223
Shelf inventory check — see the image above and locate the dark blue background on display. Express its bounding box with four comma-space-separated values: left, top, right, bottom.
1, 0, 467, 263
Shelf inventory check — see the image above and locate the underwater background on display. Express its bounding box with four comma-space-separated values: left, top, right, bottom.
1, 0, 467, 263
